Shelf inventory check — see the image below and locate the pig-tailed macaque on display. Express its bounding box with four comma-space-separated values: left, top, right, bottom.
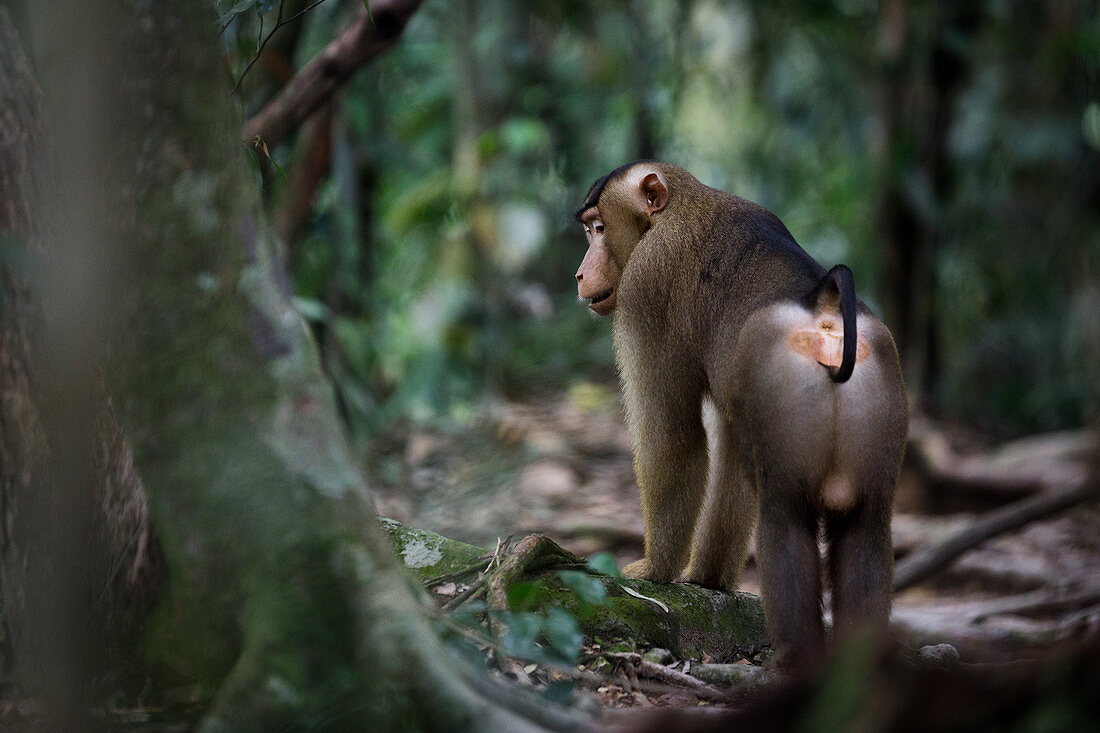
574, 161, 908, 661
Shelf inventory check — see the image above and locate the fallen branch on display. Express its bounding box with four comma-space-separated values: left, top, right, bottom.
689, 662, 773, 687
421, 561, 487, 589
591, 652, 731, 704
907, 421, 1095, 502
893, 481, 1100, 592
243, 0, 424, 149
972, 588, 1100, 623
439, 537, 511, 612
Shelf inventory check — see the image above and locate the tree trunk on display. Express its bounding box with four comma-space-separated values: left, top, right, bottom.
0, 8, 164, 723
6, 2, 546, 730
875, 2, 977, 404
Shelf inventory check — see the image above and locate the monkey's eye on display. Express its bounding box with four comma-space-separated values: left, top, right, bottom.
594, 223, 604, 234
583, 225, 591, 236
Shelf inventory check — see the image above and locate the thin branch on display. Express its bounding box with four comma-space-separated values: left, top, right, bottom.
232, 0, 289, 94
243, 0, 425, 150
972, 587, 1100, 623
283, 0, 332, 27
440, 575, 486, 613
589, 652, 732, 704
230, 0, 335, 94
422, 607, 592, 732
421, 561, 487, 588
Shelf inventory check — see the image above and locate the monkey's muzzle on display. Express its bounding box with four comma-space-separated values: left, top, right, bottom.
587, 288, 616, 316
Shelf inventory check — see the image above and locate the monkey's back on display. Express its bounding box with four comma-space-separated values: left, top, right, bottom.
622, 189, 829, 359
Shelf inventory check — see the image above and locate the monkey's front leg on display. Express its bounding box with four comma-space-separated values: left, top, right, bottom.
684, 412, 757, 590
620, 372, 708, 583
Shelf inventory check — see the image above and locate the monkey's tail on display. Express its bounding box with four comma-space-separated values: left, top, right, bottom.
813, 264, 857, 383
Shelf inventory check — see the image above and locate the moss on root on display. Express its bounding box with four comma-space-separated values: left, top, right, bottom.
379, 520, 768, 661
378, 518, 489, 581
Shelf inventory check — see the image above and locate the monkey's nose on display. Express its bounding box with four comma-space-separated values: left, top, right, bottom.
575, 272, 583, 282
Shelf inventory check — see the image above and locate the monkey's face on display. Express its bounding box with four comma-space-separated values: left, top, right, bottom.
574, 165, 670, 316
575, 208, 620, 316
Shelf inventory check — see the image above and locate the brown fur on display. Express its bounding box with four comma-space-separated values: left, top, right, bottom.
575, 162, 908, 661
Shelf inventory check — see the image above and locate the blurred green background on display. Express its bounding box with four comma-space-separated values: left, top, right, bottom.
226, 0, 1099, 440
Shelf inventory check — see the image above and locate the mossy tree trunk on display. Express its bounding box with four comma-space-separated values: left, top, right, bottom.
7, 2, 547, 730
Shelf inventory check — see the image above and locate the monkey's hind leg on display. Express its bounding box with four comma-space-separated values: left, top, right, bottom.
684, 412, 757, 591
756, 482, 825, 661
826, 488, 894, 638
825, 328, 906, 639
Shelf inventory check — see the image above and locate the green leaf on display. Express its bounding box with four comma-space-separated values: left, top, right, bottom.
586, 552, 621, 578
292, 296, 331, 323
542, 679, 576, 705
542, 607, 583, 663
268, 154, 287, 180
501, 611, 544, 661
506, 580, 545, 612
448, 599, 485, 630
621, 584, 669, 613
216, 0, 257, 26
556, 570, 607, 605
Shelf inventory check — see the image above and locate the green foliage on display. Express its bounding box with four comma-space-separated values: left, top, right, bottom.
215, 0, 262, 27
497, 571, 611, 665
505, 579, 545, 614
226, 0, 1099, 436
500, 607, 584, 666
585, 552, 622, 579
498, 606, 586, 666
496, 603, 582, 666
556, 569, 608, 611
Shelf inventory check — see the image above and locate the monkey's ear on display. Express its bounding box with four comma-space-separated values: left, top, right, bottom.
639, 172, 668, 214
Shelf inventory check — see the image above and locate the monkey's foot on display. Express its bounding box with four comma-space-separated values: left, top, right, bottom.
622, 558, 680, 584
682, 571, 739, 592
683, 561, 742, 591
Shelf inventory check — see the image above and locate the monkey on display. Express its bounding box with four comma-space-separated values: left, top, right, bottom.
574, 161, 908, 661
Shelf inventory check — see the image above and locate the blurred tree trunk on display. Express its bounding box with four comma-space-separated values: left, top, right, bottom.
876, 0, 931, 398
3, 2, 545, 730
876, 1, 976, 404
0, 7, 165, 725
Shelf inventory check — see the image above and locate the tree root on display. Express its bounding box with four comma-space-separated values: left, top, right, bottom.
484, 534, 587, 614
894, 480, 1100, 592
585, 651, 732, 704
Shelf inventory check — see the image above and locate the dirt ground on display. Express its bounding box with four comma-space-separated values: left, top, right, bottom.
368, 383, 1100, 666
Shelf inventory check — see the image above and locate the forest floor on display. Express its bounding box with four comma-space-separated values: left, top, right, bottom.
368, 382, 1100, 710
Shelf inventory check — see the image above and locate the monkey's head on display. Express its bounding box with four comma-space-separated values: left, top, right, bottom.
574, 162, 672, 316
